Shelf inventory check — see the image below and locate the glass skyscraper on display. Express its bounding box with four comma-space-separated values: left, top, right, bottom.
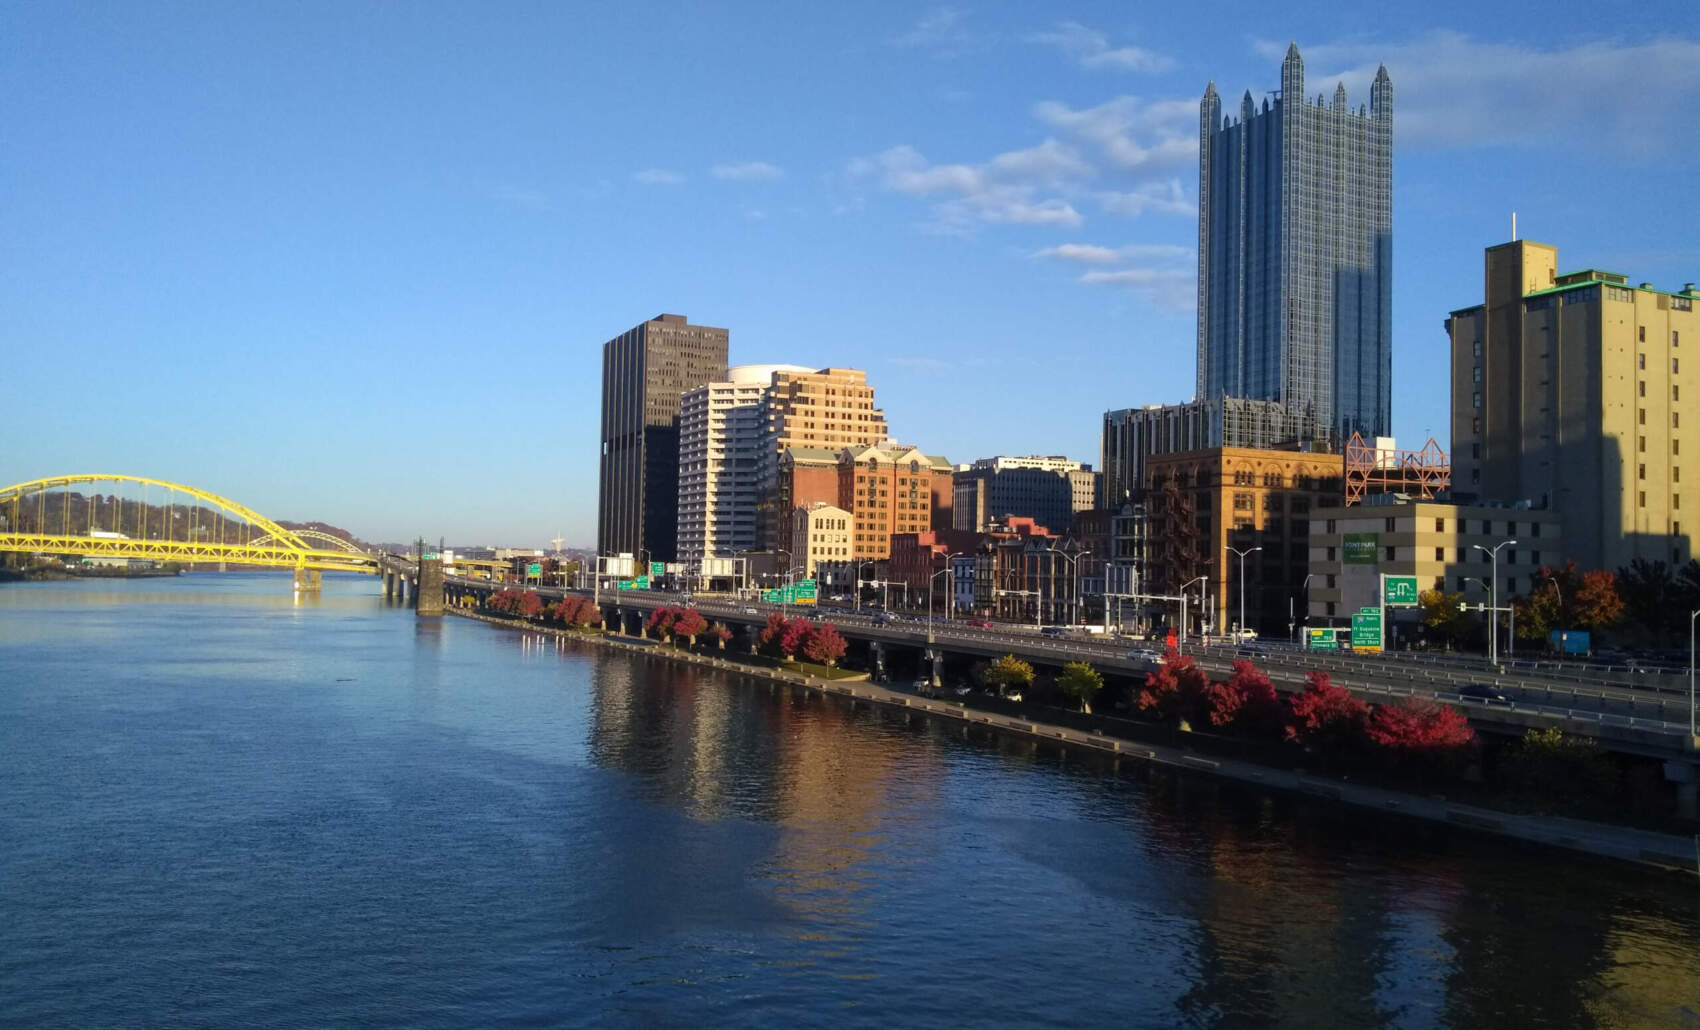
1197, 43, 1392, 441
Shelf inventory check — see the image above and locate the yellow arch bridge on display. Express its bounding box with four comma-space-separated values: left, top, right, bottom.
0, 475, 379, 579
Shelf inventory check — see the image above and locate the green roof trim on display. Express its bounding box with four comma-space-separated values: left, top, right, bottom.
1526, 272, 1694, 301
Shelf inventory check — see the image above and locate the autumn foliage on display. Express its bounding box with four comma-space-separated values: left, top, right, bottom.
550, 594, 601, 628
488, 588, 543, 618
1284, 671, 1371, 753
1365, 696, 1476, 755
757, 612, 848, 665
1206, 660, 1283, 736
1137, 651, 1210, 725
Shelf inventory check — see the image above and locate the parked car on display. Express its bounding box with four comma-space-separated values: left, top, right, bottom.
1000, 690, 1023, 703
1458, 683, 1509, 702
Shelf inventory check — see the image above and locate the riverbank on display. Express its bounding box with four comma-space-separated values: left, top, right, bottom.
450, 607, 1699, 875
0, 566, 183, 582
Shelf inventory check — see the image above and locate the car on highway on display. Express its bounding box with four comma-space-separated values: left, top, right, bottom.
1127, 648, 1166, 664
1040, 626, 1068, 638
872, 611, 899, 625
1458, 683, 1510, 702
966, 618, 994, 628
741, 605, 759, 615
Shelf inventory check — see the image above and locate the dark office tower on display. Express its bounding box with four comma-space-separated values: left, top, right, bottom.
598, 314, 729, 563
1197, 43, 1392, 441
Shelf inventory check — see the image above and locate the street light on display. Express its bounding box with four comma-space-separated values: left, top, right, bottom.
1179, 574, 1208, 656
1046, 547, 1092, 625
1290, 572, 1316, 643
1226, 544, 1262, 639
1473, 540, 1517, 668
855, 560, 877, 612
1689, 609, 1698, 741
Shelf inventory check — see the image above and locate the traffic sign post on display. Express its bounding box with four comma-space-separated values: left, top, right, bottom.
1381, 574, 1419, 607
650, 561, 665, 578
1307, 627, 1338, 651
1352, 606, 1384, 652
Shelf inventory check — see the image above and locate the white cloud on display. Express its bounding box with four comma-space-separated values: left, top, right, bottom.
1034, 242, 1192, 264
1098, 179, 1192, 216
1034, 97, 1196, 169
849, 144, 1084, 232
891, 7, 971, 54
1028, 21, 1173, 73
633, 168, 684, 185
711, 161, 785, 181
1254, 32, 1700, 155
1079, 267, 1194, 310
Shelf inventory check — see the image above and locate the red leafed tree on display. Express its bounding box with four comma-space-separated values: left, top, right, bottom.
711, 623, 733, 649
488, 588, 521, 613
1286, 671, 1370, 753
802, 622, 847, 666
672, 608, 707, 645
1207, 659, 1283, 736
1366, 697, 1476, 755
553, 596, 582, 623
646, 606, 678, 638
758, 613, 791, 656
516, 591, 544, 619
1137, 651, 1211, 725
572, 600, 601, 628
780, 618, 815, 660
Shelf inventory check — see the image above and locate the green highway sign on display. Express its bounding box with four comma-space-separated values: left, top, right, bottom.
1342, 533, 1379, 565
1383, 575, 1419, 607
1306, 628, 1337, 651
422, 553, 440, 560
1351, 606, 1383, 650
527, 563, 542, 578
794, 579, 816, 602
618, 575, 651, 590
650, 561, 665, 577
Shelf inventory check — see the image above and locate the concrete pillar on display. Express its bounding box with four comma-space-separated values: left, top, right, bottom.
869, 641, 886, 683
928, 648, 945, 687
1669, 760, 1699, 820
292, 567, 321, 592
416, 557, 445, 616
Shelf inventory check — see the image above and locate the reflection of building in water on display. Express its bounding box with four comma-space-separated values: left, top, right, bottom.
1585, 914, 1700, 1025
765, 697, 942, 916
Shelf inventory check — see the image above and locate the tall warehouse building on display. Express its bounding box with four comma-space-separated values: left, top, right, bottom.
1197, 43, 1392, 441
1447, 240, 1699, 570
598, 314, 729, 563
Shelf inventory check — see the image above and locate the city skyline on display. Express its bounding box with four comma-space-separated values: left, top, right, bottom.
4, 3, 1698, 545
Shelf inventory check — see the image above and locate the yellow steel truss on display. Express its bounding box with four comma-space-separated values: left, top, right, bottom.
0, 474, 376, 573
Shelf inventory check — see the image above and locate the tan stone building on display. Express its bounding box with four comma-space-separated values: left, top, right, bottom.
1308, 500, 1564, 640
1146, 446, 1344, 635
1448, 240, 1698, 570
757, 368, 890, 548
838, 442, 954, 561
792, 503, 851, 579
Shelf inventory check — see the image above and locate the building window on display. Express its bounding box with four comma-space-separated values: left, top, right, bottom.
1472, 339, 1482, 358
1639, 326, 1646, 343
1472, 417, 1482, 434
1326, 546, 1336, 562
1326, 574, 1337, 589
1639, 491, 1646, 507
1532, 522, 1540, 537
1640, 436, 1647, 452
1473, 367, 1482, 384
1472, 443, 1481, 459
1675, 359, 1681, 374
1639, 381, 1646, 397
1638, 353, 1646, 370
1639, 463, 1646, 480
1508, 550, 1517, 564
1326, 518, 1337, 533
1639, 408, 1646, 425
1435, 518, 1446, 532
1473, 391, 1482, 410
1481, 520, 1491, 534
1532, 551, 1540, 565
1384, 517, 1396, 532
1385, 546, 1395, 561
1458, 576, 1470, 592
1435, 547, 1445, 561
1508, 577, 1518, 594
1326, 602, 1336, 617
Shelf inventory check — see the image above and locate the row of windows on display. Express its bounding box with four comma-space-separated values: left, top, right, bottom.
1638, 409, 1681, 427
1636, 354, 1679, 373
1637, 492, 1681, 510
1637, 382, 1681, 401
1638, 327, 1682, 347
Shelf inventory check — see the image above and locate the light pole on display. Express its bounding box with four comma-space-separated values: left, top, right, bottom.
783, 563, 807, 617
1179, 575, 1208, 656
1290, 572, 1316, 643
854, 560, 877, 611
1473, 540, 1516, 668
1226, 544, 1262, 639
1689, 609, 1698, 741
1046, 547, 1091, 625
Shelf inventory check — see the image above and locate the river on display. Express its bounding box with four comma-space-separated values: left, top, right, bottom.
1, 573, 1696, 1028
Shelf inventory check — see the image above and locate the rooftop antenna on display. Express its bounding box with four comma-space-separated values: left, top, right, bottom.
1512, 211, 1517, 241
550, 534, 566, 554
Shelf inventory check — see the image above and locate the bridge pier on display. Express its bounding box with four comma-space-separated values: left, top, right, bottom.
1668, 759, 1699, 821
416, 557, 444, 616
292, 568, 322, 592
383, 571, 395, 599
868, 641, 886, 683
926, 647, 944, 687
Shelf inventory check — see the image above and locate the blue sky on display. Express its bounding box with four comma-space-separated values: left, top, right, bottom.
5, 2, 1698, 547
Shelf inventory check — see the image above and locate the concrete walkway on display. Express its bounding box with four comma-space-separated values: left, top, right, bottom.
452, 609, 1700, 876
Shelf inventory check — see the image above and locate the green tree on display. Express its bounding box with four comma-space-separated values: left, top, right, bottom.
981, 654, 1035, 697
1500, 728, 1620, 805
1418, 589, 1470, 649
1055, 661, 1103, 714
